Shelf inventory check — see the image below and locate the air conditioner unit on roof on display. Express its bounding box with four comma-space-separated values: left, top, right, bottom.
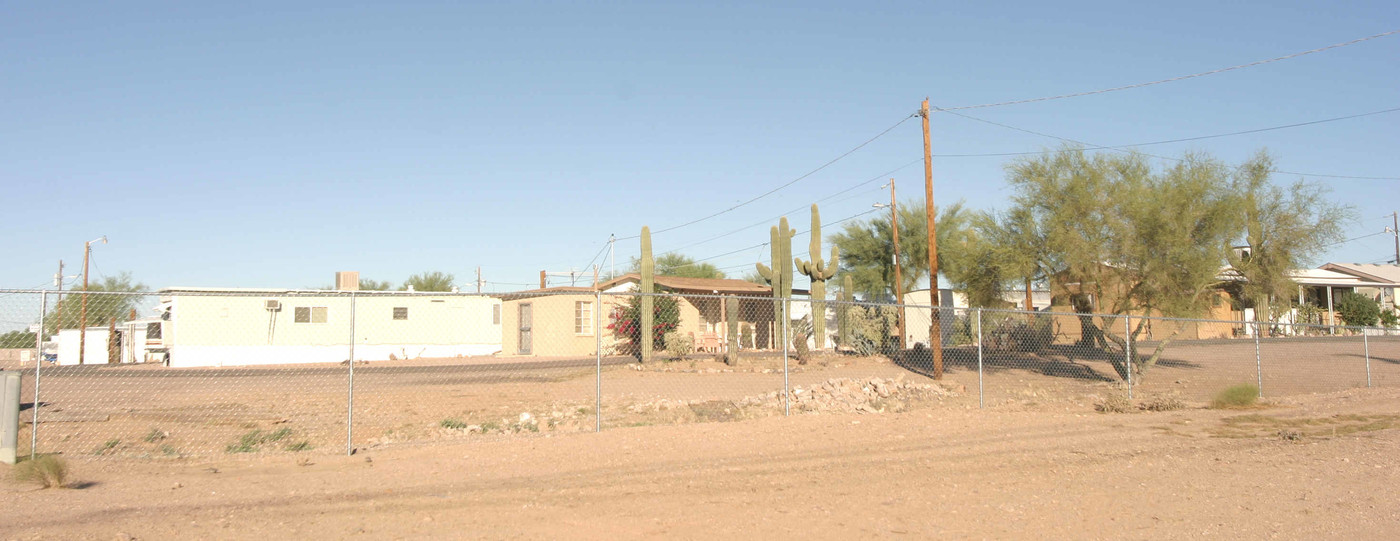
265, 300, 282, 311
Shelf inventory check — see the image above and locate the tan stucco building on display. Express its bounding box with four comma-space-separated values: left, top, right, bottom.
498, 274, 794, 357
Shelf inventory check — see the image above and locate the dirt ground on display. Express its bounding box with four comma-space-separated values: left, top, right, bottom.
3, 385, 1399, 539
8, 334, 1400, 461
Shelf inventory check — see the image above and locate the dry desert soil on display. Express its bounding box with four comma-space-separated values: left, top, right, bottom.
3, 386, 1400, 540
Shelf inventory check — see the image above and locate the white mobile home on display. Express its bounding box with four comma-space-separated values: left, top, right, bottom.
158, 287, 503, 368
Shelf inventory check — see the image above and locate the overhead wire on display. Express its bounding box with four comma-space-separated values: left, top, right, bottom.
616, 113, 917, 241
940, 29, 1400, 111
933, 107, 1400, 180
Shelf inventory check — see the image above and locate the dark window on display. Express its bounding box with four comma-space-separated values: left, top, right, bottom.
393, 307, 408, 320
493, 304, 501, 324
294, 307, 327, 323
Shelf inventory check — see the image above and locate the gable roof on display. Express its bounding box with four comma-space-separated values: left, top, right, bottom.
1319, 263, 1400, 285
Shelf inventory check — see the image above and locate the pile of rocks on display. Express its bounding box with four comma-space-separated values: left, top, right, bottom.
740, 376, 956, 414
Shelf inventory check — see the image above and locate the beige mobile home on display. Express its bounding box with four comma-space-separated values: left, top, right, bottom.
159, 288, 502, 367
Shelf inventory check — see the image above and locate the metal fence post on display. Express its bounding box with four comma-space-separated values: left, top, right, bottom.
346, 292, 357, 455
595, 290, 603, 432
32, 290, 46, 460
1124, 315, 1132, 400
975, 308, 983, 409
1253, 319, 1263, 398
782, 298, 789, 417
1363, 330, 1371, 388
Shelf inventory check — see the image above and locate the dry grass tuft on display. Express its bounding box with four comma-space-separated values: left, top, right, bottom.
13, 455, 69, 489
1095, 394, 1133, 414
1210, 384, 1260, 409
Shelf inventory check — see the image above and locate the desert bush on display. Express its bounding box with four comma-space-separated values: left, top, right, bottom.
1335, 292, 1380, 327
663, 331, 693, 360
13, 455, 69, 488
845, 305, 896, 356
226, 427, 296, 453
440, 418, 468, 429
1094, 394, 1133, 414
1210, 384, 1260, 409
789, 315, 812, 362
1141, 394, 1186, 412
1380, 310, 1398, 328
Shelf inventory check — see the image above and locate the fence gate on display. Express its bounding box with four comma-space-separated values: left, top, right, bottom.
519, 303, 532, 355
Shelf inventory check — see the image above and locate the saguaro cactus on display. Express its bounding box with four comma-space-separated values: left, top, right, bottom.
795, 204, 839, 350
756, 217, 796, 344
837, 274, 853, 347
725, 295, 739, 365
640, 226, 654, 363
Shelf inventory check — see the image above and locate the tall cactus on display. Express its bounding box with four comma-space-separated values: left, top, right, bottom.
837, 274, 853, 347
795, 204, 839, 350
725, 296, 739, 365
640, 226, 654, 363
755, 217, 796, 345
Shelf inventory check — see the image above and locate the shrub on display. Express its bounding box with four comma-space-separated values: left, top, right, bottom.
789, 315, 812, 362
13, 455, 69, 488
226, 427, 297, 453
845, 305, 897, 356
1335, 292, 1380, 327
663, 331, 693, 360
143, 428, 168, 443
1095, 394, 1133, 413
1141, 394, 1186, 412
1381, 310, 1399, 328
440, 418, 468, 429
607, 294, 681, 358
1211, 384, 1260, 409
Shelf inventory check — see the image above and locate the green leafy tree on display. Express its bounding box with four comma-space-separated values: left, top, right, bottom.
1224, 151, 1351, 322
46, 272, 150, 335
1334, 292, 1380, 327
831, 201, 971, 301
967, 147, 1346, 381
358, 278, 393, 291
401, 272, 455, 292
0, 330, 37, 349
628, 253, 726, 279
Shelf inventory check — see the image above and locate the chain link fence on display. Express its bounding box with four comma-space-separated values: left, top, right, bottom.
1, 288, 1396, 461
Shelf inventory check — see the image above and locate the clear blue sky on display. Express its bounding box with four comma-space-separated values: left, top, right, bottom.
4, 1, 1397, 294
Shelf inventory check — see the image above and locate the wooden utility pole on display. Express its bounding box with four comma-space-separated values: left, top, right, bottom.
79, 243, 92, 365
889, 179, 906, 350
921, 99, 943, 379
1392, 211, 1399, 265
53, 260, 65, 338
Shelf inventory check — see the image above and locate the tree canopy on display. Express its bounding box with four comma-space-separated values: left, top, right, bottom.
46, 272, 150, 335
940, 147, 1351, 380
358, 278, 393, 291
1224, 151, 1349, 319
830, 201, 970, 301
401, 271, 455, 292
628, 253, 726, 279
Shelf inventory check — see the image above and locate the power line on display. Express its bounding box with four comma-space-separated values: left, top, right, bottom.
661, 207, 886, 273
617, 113, 917, 241
1323, 230, 1389, 247
657, 158, 924, 258
941, 29, 1400, 111
935, 107, 1400, 180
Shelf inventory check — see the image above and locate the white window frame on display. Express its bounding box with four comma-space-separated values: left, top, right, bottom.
574, 301, 593, 336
